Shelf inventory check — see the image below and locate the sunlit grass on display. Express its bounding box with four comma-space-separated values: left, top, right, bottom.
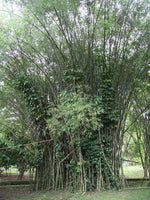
123, 165, 144, 179
4, 167, 19, 174
5, 165, 145, 178
3, 167, 30, 175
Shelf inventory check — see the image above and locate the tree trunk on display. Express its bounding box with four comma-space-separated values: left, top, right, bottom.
34, 144, 53, 191
17, 166, 25, 180
143, 168, 148, 178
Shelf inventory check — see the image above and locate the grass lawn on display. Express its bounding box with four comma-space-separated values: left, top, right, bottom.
123, 165, 144, 179
0, 186, 150, 200
3, 167, 30, 175
72, 189, 150, 200
4, 165, 145, 178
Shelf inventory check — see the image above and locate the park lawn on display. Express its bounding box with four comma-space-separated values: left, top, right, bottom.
123, 165, 144, 179
71, 189, 150, 200
3, 167, 30, 175
4, 165, 145, 179
0, 186, 150, 200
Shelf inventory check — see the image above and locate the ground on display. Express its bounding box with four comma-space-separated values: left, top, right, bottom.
0, 166, 150, 200
0, 186, 150, 200
123, 165, 145, 178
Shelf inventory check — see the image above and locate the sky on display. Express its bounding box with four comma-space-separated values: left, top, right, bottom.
0, 0, 22, 19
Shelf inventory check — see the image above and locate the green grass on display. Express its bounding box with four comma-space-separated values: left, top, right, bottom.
0, 186, 150, 200
3, 167, 30, 175
71, 190, 150, 200
1, 165, 149, 200
5, 165, 145, 178
127, 180, 149, 188
123, 165, 144, 179
3, 165, 144, 177
4, 167, 19, 174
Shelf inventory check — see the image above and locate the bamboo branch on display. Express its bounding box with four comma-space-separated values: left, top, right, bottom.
59, 149, 75, 164
0, 139, 53, 150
